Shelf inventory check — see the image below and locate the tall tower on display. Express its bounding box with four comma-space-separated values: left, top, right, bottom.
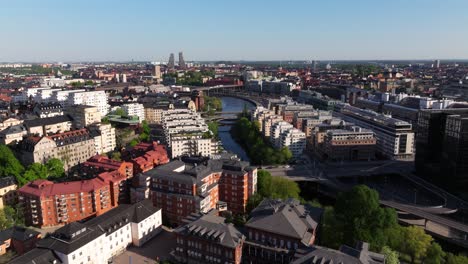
153, 65, 161, 79
168, 53, 175, 69
179, 52, 186, 69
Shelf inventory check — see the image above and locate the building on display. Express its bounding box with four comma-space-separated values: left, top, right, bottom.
82, 155, 133, 179
292, 242, 385, 264
0, 117, 22, 132
162, 109, 218, 158
128, 142, 170, 174
153, 65, 162, 79
416, 108, 468, 189
242, 198, 322, 264
270, 121, 293, 148
23, 115, 73, 137
179, 52, 186, 69
172, 211, 245, 264
0, 176, 17, 209
20, 129, 96, 170
278, 128, 306, 158
33, 102, 64, 118
18, 169, 128, 227
66, 90, 110, 116
298, 90, 341, 111
336, 104, 414, 160
262, 115, 284, 138
0, 124, 27, 145
0, 226, 41, 256
121, 103, 145, 122
89, 123, 116, 154
10, 200, 162, 264
72, 105, 102, 128
144, 105, 165, 124
145, 157, 257, 225
278, 104, 315, 123
168, 53, 175, 69
319, 126, 376, 161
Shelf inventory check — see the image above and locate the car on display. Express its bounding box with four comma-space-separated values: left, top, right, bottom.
284, 165, 290, 168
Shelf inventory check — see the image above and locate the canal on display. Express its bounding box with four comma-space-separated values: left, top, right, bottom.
218, 96, 255, 161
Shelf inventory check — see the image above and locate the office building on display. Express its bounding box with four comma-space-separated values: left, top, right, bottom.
10, 200, 162, 264
319, 126, 376, 161
336, 104, 414, 160
153, 64, 161, 79
168, 53, 175, 69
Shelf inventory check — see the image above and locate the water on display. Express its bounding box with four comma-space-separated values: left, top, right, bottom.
218, 97, 255, 161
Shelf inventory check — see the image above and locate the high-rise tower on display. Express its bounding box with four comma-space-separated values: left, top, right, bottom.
179, 52, 186, 69
153, 65, 161, 79
168, 53, 175, 69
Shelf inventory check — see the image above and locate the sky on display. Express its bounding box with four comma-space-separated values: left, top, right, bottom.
1, 0, 468, 62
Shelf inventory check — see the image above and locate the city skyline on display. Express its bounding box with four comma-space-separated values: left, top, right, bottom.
1, 0, 468, 62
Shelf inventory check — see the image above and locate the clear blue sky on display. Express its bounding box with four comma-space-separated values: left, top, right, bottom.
1, 0, 467, 62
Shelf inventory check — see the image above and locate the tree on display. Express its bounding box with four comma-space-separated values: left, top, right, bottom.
19, 163, 49, 186
401, 226, 433, 263
110, 152, 121, 161
0, 207, 14, 229
257, 170, 273, 197
446, 253, 468, 264
208, 122, 219, 138
381, 246, 400, 264
46, 158, 65, 179
424, 242, 445, 264
333, 185, 398, 250
320, 206, 344, 249
255, 170, 300, 200
246, 193, 263, 213
114, 107, 126, 117
0, 145, 24, 178
129, 139, 139, 147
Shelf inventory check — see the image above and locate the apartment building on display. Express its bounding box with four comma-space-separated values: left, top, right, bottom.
319, 126, 376, 161
11, 200, 162, 264
172, 211, 245, 264
270, 121, 293, 148
66, 90, 110, 116
18, 170, 128, 227
82, 155, 133, 179
89, 123, 116, 154
72, 105, 102, 128
277, 104, 314, 123
0, 124, 26, 145
20, 129, 96, 170
336, 103, 414, 160
23, 115, 73, 136
32, 102, 64, 118
144, 106, 165, 124
279, 128, 306, 158
121, 103, 145, 122
0, 117, 22, 131
145, 157, 257, 225
162, 109, 218, 158
0, 177, 17, 209
262, 115, 284, 137
128, 142, 170, 174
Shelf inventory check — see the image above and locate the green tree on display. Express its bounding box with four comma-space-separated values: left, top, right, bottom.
110, 152, 121, 161
246, 193, 263, 213
333, 185, 398, 250
129, 139, 139, 147
114, 107, 126, 117
207, 122, 219, 138
0, 208, 14, 230
446, 253, 468, 264
320, 206, 344, 249
257, 170, 273, 197
381, 246, 400, 264
401, 226, 433, 263
270, 177, 300, 199
0, 145, 24, 178
46, 158, 65, 179
18, 163, 49, 186
424, 242, 445, 264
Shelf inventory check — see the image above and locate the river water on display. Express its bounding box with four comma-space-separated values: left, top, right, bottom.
218, 97, 255, 161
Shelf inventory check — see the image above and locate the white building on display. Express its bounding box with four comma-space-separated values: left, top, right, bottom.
122, 103, 145, 122
162, 109, 218, 158
10, 200, 162, 264
270, 121, 293, 148
67, 91, 110, 116
89, 123, 116, 154
279, 128, 306, 158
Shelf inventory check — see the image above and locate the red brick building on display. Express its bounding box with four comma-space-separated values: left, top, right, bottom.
146, 157, 257, 225
18, 170, 127, 227
124, 142, 169, 174
0, 226, 41, 256
82, 155, 133, 178
172, 211, 245, 264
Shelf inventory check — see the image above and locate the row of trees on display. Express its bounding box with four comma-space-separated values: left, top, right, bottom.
231, 117, 292, 165
320, 185, 468, 264
164, 71, 215, 86
0, 145, 65, 186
